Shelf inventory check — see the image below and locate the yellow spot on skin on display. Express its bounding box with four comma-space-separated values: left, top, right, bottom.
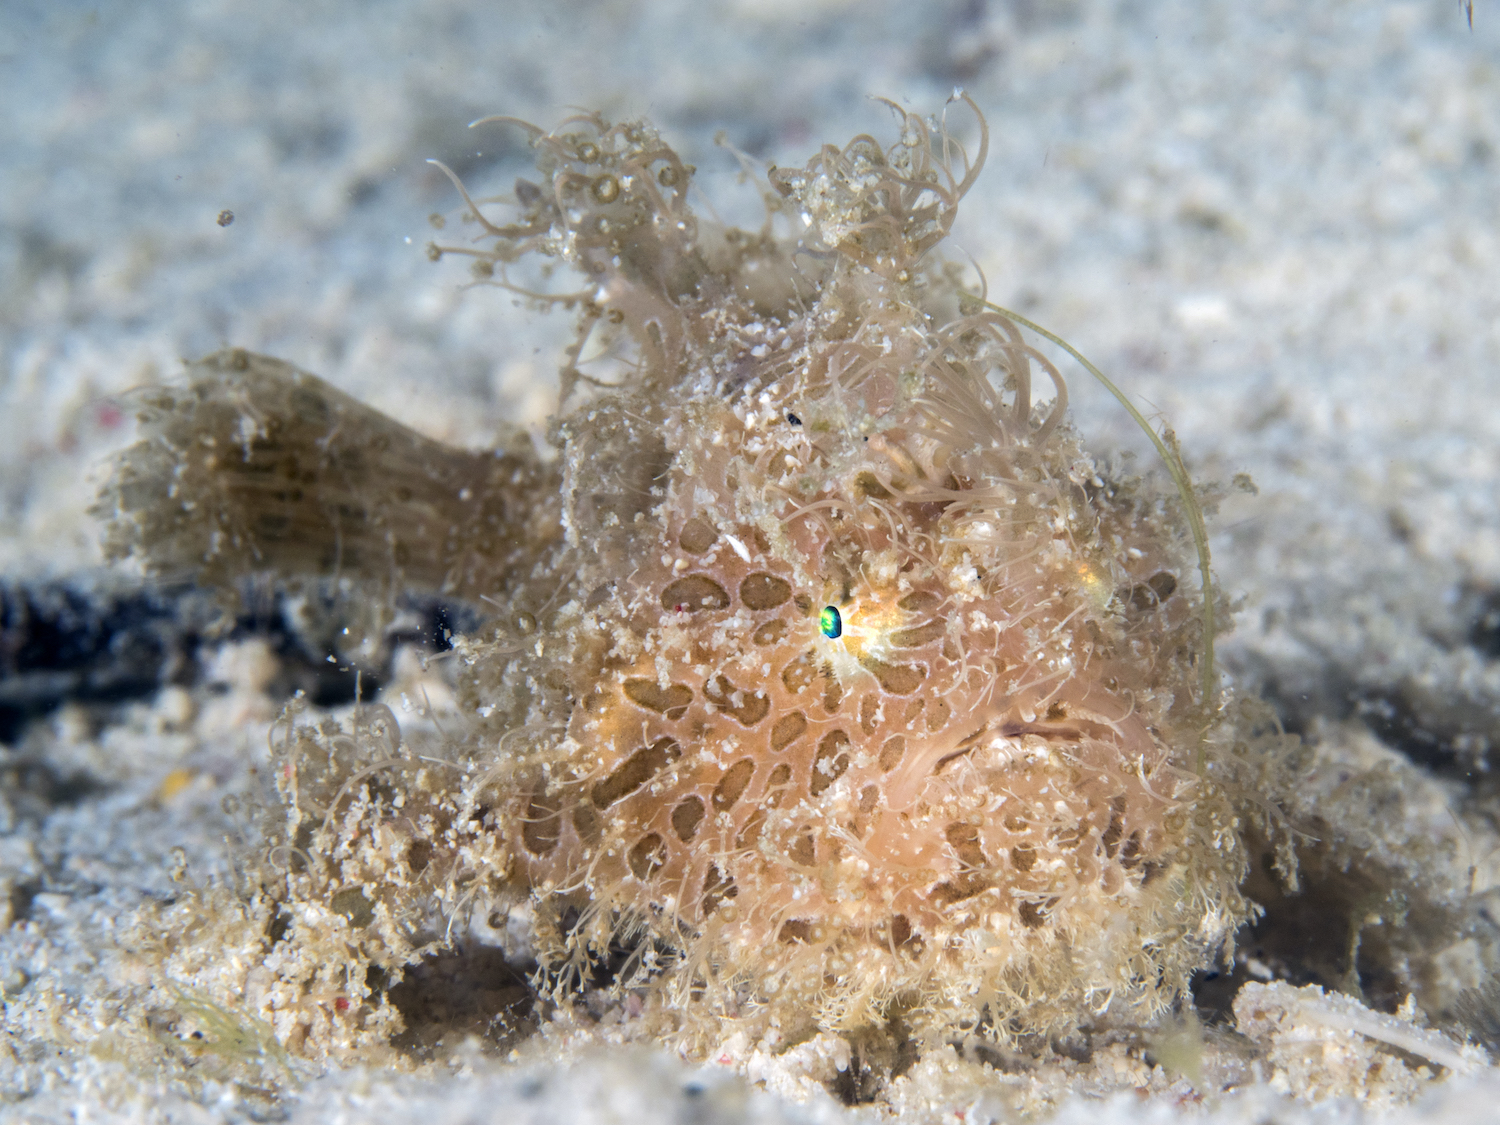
833, 595, 903, 659
1075, 560, 1113, 611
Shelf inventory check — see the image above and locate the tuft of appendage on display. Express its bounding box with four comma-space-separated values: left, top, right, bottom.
95, 349, 563, 627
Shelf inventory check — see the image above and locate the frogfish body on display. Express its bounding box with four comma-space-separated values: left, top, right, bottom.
99, 99, 1254, 1048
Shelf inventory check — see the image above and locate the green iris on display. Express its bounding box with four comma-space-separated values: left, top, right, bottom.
819, 605, 842, 639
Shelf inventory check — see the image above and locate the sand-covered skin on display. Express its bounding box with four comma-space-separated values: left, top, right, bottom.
4, 1, 1500, 1122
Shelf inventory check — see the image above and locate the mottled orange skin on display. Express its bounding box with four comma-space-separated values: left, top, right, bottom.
412, 103, 1258, 1042
471, 322, 1242, 1038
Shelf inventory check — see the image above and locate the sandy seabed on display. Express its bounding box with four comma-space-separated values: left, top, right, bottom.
3, 1, 1500, 1121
